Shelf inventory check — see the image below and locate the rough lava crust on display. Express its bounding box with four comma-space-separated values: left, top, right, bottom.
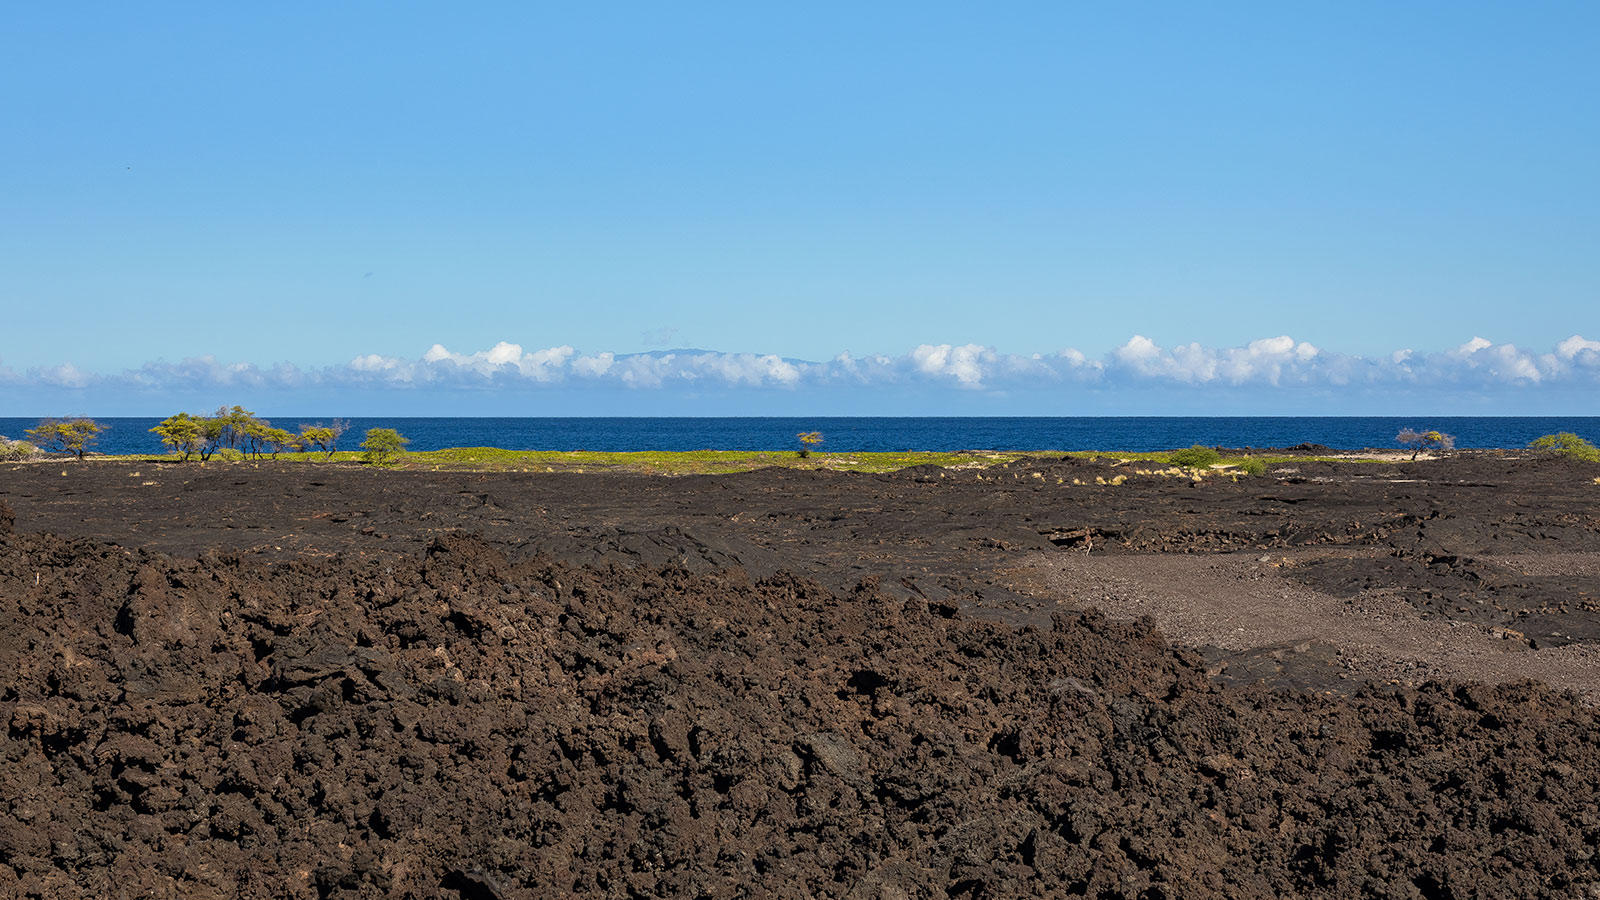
2, 504, 1598, 898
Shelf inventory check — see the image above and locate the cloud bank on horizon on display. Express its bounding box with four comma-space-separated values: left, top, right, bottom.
6, 335, 1600, 398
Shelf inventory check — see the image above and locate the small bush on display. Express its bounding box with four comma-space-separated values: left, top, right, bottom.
0, 437, 40, 461
1236, 457, 1267, 476
796, 431, 823, 459
1528, 432, 1600, 462
1168, 445, 1222, 470
360, 428, 410, 466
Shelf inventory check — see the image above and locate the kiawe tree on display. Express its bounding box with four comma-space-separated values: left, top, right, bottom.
155, 409, 306, 462
359, 428, 409, 466
298, 420, 348, 459
210, 406, 263, 457
1397, 428, 1455, 460
259, 427, 301, 459
241, 419, 291, 459
26, 418, 107, 460
150, 413, 207, 462
199, 416, 227, 462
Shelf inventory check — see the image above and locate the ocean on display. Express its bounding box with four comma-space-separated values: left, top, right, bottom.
3, 417, 1598, 456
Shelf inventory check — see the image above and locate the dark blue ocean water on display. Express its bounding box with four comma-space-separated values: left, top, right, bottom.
4, 417, 1599, 456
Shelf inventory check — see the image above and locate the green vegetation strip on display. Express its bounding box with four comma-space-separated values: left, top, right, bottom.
1058, 450, 1357, 465
49, 447, 1367, 475
393, 448, 1031, 475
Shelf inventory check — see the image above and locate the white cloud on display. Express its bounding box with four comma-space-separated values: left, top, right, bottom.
13, 335, 1600, 396
484, 342, 523, 366
614, 353, 678, 388
1557, 335, 1600, 360
36, 362, 93, 388
1110, 337, 1218, 383
350, 354, 401, 373
1113, 335, 1162, 367
825, 351, 899, 385
1213, 336, 1321, 386
522, 345, 575, 376
690, 353, 803, 386
911, 344, 989, 385
419, 341, 573, 380
1490, 344, 1542, 382
571, 352, 615, 378
1432, 338, 1547, 383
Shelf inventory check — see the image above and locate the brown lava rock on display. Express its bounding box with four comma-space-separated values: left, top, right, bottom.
1, 528, 1598, 898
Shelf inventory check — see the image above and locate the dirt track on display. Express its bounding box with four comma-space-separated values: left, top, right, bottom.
3, 454, 1600, 897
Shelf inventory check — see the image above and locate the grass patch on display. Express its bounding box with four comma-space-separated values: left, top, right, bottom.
392, 448, 1033, 475
93, 448, 1030, 475
27, 447, 1387, 475
1058, 450, 1362, 467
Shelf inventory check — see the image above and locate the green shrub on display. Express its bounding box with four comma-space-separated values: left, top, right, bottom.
1528, 432, 1600, 462
796, 431, 823, 459
1236, 457, 1267, 476
360, 428, 410, 466
1168, 445, 1222, 470
0, 437, 39, 461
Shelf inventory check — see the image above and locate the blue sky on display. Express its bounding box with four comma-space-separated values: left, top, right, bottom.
2, 3, 1597, 415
